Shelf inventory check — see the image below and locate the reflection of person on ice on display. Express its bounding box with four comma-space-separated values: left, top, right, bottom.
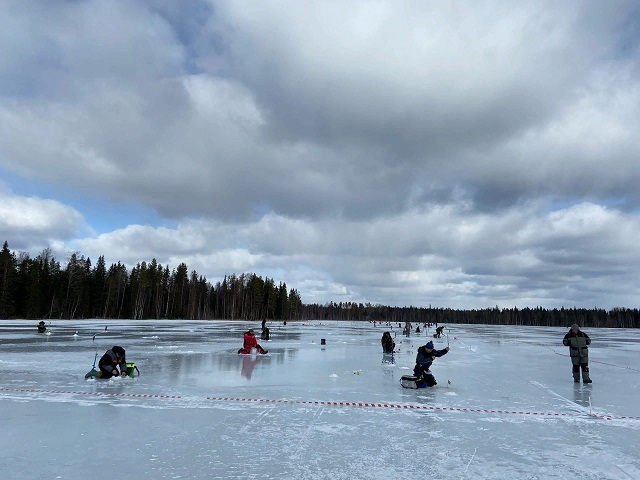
238, 329, 267, 354
563, 324, 592, 384
413, 341, 449, 387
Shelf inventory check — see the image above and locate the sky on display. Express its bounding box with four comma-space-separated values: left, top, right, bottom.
1, 0, 640, 310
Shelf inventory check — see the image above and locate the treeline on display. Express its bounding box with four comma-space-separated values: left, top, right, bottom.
301, 303, 640, 328
1, 241, 638, 327
0, 242, 302, 320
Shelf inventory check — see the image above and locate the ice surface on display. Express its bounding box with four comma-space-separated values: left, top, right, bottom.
1, 320, 639, 479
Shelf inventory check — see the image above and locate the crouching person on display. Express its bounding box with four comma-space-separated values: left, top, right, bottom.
413, 341, 449, 387
381, 332, 395, 353
99, 346, 128, 379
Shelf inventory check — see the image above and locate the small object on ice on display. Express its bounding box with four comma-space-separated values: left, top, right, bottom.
353, 370, 361, 375
73, 331, 79, 337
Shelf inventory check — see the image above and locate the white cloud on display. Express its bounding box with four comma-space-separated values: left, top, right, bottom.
63, 200, 640, 308
0, 191, 86, 250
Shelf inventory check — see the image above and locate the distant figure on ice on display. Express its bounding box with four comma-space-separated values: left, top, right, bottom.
434, 326, 445, 338
404, 321, 412, 337
98, 346, 128, 379
37, 321, 47, 333
260, 319, 270, 340
415, 326, 421, 333
413, 341, 449, 387
238, 329, 267, 354
381, 332, 395, 353
563, 324, 592, 383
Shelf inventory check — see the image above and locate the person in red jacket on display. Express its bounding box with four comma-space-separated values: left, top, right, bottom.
238, 329, 267, 354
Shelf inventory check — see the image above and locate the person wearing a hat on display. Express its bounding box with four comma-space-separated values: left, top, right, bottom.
562, 324, 592, 383
37, 321, 47, 333
97, 346, 128, 378
413, 341, 450, 387
238, 329, 267, 354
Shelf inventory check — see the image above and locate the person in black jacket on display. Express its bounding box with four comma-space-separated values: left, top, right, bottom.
563, 324, 592, 383
381, 332, 395, 353
413, 341, 449, 387
37, 321, 47, 333
98, 346, 128, 379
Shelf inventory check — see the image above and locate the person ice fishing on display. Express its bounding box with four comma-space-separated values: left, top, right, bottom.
98, 346, 128, 379
238, 329, 267, 354
562, 324, 592, 384
434, 326, 445, 338
413, 341, 449, 387
381, 331, 395, 353
37, 321, 47, 333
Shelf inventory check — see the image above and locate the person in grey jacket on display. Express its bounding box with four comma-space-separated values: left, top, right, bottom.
563, 324, 592, 384
98, 346, 128, 379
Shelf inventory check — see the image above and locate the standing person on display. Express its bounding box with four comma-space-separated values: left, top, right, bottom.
413, 341, 449, 387
404, 321, 412, 337
381, 332, 395, 353
98, 346, 128, 379
261, 319, 270, 340
238, 329, 267, 354
563, 324, 592, 383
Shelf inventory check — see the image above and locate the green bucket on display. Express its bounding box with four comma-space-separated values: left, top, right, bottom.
125, 362, 137, 377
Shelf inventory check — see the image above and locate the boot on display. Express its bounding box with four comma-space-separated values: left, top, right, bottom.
573, 370, 580, 382
582, 368, 592, 384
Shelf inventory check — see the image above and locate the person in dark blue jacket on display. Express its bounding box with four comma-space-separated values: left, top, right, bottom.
413, 341, 449, 386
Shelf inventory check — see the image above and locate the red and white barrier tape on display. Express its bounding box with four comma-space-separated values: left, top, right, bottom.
2, 386, 639, 421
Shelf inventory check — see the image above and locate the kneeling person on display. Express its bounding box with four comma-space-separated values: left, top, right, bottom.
238, 329, 267, 354
413, 341, 449, 387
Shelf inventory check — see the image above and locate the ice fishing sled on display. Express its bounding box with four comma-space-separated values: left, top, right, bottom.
400, 373, 436, 389
85, 363, 140, 379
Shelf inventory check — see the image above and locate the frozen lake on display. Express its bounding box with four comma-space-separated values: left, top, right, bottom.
1, 320, 639, 479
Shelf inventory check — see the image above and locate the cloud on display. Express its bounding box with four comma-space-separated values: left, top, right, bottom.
67, 200, 640, 308
0, 189, 86, 251
1, 1, 638, 222
1, 1, 640, 309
